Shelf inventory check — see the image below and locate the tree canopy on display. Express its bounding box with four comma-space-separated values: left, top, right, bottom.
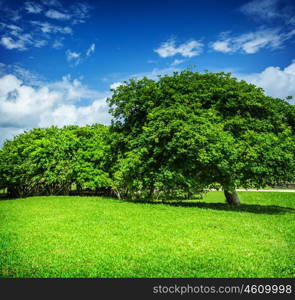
0, 124, 111, 198
108, 70, 295, 204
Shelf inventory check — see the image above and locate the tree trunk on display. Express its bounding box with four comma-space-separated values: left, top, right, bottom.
7, 186, 18, 198
224, 190, 240, 206
114, 188, 121, 199
148, 187, 154, 200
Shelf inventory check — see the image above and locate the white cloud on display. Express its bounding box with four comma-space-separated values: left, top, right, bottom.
3, 64, 44, 86
110, 82, 123, 90
43, 2, 92, 24
0, 63, 33, 83
0, 73, 111, 144
66, 44, 96, 65
1, 24, 22, 33
0, 2, 91, 52
289, 16, 295, 25
154, 39, 203, 58
45, 9, 71, 20
66, 51, 80, 60
39, 101, 109, 128
211, 28, 295, 54
240, 0, 294, 24
86, 43, 95, 56
0, 20, 70, 51
66, 50, 81, 65
41, 0, 62, 7
47, 74, 104, 101
34, 40, 47, 47
171, 59, 184, 66
240, 0, 279, 20
52, 38, 64, 49
24, 2, 43, 14
211, 40, 232, 53
70, 2, 92, 24
31, 21, 72, 34
0, 19, 73, 51
2, 7, 21, 22
0, 33, 32, 51
0, 36, 25, 50
237, 60, 295, 101
0, 23, 51, 51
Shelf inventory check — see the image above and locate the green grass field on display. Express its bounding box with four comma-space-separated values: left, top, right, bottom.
0, 192, 294, 278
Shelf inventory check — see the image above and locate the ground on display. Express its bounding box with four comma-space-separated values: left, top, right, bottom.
0, 192, 294, 278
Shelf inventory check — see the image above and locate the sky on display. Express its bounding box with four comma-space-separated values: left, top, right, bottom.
0, 0, 295, 144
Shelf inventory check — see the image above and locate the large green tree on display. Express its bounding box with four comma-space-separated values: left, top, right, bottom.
108, 71, 295, 205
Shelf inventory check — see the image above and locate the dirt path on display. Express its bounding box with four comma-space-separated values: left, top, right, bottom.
236, 189, 295, 193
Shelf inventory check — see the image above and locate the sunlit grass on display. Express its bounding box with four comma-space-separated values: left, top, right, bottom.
0, 192, 294, 278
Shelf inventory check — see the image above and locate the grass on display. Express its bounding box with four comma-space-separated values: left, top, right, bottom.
0, 191, 294, 278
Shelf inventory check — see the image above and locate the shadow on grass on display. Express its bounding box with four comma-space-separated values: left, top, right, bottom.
123, 199, 295, 215
0, 194, 11, 201
1, 193, 293, 215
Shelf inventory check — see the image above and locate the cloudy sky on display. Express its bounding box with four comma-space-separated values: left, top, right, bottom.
0, 0, 295, 144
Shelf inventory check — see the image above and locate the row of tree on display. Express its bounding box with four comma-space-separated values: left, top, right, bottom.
0, 71, 294, 205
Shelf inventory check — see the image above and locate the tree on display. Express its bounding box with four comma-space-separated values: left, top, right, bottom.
0, 127, 77, 197
0, 125, 112, 197
107, 71, 295, 205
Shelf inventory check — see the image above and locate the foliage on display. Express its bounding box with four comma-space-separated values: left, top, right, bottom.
0, 125, 111, 197
108, 71, 295, 202
70, 124, 112, 193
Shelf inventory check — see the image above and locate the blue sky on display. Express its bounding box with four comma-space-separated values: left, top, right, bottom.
0, 0, 295, 143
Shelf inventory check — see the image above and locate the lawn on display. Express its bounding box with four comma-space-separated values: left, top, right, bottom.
0, 192, 294, 278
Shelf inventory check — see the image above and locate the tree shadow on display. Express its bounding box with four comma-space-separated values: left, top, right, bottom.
123, 199, 295, 215
173, 202, 295, 215
1, 193, 294, 215
0, 194, 11, 201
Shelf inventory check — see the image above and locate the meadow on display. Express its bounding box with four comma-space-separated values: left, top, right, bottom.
0, 191, 294, 278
